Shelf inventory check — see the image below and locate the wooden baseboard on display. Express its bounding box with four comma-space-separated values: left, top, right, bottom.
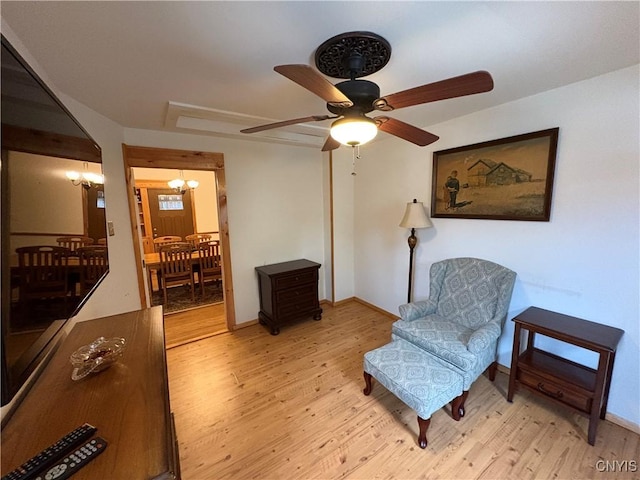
326, 297, 354, 308
605, 412, 640, 435
325, 297, 398, 320
232, 319, 259, 330
353, 297, 398, 319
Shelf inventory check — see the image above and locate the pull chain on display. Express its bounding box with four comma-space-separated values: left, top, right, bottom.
351, 145, 361, 176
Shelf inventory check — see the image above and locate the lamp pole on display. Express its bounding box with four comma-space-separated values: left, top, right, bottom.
399, 199, 433, 304
406, 227, 418, 303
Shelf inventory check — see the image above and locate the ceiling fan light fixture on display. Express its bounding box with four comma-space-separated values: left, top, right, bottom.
330, 117, 377, 147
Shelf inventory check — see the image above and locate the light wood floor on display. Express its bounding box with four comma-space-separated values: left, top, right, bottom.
166, 301, 640, 480
164, 303, 228, 349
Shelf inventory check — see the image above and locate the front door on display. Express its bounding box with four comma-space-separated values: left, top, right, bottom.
86, 185, 107, 242
148, 188, 195, 241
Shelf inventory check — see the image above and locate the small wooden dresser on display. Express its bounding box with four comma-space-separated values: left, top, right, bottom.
255, 259, 322, 335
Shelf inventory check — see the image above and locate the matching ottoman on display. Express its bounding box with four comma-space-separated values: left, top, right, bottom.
363, 338, 467, 448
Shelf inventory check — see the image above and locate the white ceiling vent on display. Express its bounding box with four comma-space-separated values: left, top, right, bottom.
165, 102, 327, 148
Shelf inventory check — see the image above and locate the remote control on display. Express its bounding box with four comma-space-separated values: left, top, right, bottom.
32, 437, 107, 480
1, 424, 97, 480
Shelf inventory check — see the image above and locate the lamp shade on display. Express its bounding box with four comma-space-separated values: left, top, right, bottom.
168, 178, 185, 190
399, 199, 433, 229
330, 117, 377, 146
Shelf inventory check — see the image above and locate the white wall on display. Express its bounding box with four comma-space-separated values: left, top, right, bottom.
354, 65, 640, 427
122, 129, 327, 324
58, 94, 142, 321
331, 147, 356, 301
9, 153, 94, 249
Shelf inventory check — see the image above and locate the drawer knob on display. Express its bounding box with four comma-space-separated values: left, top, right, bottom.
537, 382, 563, 399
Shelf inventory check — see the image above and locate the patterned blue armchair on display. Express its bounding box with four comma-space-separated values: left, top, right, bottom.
392, 257, 516, 395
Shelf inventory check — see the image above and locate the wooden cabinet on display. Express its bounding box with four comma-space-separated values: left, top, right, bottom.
255, 259, 322, 335
507, 306, 624, 446
1, 307, 180, 479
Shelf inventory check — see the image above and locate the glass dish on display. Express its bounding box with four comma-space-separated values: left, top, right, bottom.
70, 336, 126, 381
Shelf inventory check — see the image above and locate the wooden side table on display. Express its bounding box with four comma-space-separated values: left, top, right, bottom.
507, 306, 624, 446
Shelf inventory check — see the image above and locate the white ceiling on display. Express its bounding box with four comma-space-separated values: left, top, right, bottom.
2, 1, 639, 148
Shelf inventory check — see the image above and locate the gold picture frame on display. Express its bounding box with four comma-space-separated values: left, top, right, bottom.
431, 128, 559, 221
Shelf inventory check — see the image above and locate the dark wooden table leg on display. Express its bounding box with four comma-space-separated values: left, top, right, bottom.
507, 324, 522, 402
600, 352, 616, 420
588, 352, 609, 445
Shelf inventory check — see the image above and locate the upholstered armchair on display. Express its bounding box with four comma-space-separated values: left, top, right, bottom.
392, 257, 516, 396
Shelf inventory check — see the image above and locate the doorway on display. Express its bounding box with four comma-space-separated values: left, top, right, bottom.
122, 144, 236, 336
134, 174, 222, 314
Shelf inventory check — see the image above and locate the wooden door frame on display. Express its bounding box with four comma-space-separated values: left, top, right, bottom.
122, 144, 236, 330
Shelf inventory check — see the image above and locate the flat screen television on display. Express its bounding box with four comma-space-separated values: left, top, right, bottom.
1, 35, 108, 408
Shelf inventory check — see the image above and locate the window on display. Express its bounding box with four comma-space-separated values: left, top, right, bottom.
158, 194, 184, 211
96, 190, 106, 209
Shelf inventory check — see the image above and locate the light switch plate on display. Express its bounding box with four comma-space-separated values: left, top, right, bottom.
108, 221, 115, 236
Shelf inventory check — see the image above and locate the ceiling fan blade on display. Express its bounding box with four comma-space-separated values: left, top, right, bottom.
321, 136, 341, 152
374, 71, 494, 111
374, 117, 439, 146
274, 64, 353, 108
241, 115, 333, 134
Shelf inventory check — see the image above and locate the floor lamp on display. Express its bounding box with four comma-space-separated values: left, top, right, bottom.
399, 199, 433, 303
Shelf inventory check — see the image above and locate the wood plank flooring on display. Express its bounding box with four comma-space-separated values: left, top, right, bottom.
164, 303, 227, 349
166, 301, 640, 480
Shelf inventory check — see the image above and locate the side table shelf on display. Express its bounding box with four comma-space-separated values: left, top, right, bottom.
507, 307, 624, 446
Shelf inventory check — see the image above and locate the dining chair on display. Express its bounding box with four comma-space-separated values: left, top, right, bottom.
97, 237, 107, 245
159, 242, 195, 306
197, 241, 222, 296
185, 233, 212, 248
77, 245, 109, 295
198, 231, 220, 242
56, 236, 94, 255
153, 235, 182, 252
15, 245, 71, 312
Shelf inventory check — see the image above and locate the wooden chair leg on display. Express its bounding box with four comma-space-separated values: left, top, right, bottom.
417, 416, 431, 449
488, 361, 498, 381
363, 371, 373, 395
451, 391, 469, 420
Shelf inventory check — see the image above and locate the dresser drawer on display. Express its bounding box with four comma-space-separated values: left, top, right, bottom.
274, 270, 316, 290
276, 295, 318, 319
276, 284, 316, 303
517, 369, 592, 413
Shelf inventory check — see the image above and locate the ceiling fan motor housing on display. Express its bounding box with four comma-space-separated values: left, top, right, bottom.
328, 80, 380, 116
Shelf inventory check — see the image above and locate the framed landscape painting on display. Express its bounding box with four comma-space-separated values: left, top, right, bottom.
431, 128, 559, 221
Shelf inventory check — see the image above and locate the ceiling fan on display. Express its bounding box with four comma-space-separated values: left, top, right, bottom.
241, 31, 494, 151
